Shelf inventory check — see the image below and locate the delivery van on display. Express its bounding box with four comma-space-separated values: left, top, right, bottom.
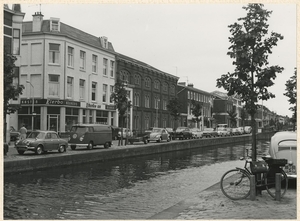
68, 124, 112, 150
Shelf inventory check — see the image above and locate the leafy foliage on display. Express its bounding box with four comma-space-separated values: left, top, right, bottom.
4, 51, 24, 115
216, 4, 283, 160
191, 100, 202, 127
284, 68, 297, 127
227, 109, 237, 127
167, 97, 182, 122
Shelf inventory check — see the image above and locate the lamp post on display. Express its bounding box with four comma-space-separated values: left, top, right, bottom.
26, 80, 35, 130
156, 99, 160, 127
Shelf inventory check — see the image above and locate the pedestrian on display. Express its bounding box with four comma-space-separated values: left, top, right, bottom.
118, 130, 122, 146
19, 124, 27, 140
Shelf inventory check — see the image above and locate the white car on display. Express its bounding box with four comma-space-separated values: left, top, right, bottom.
232, 128, 242, 135
244, 126, 252, 134
190, 128, 203, 139
217, 128, 230, 137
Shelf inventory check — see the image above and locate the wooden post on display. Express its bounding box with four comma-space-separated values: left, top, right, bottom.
250, 175, 256, 201
275, 173, 281, 201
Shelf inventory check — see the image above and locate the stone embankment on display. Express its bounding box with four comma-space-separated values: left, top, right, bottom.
4, 132, 274, 174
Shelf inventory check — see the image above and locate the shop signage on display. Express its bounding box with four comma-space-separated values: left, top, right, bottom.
20, 99, 80, 107
105, 105, 116, 110
86, 103, 102, 109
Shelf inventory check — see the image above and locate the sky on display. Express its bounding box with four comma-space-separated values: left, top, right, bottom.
11, 1, 297, 117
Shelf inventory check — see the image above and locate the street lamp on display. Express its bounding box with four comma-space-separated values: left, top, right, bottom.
156, 98, 160, 127
26, 80, 35, 130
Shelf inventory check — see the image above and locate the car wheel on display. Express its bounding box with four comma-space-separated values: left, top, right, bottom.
58, 145, 65, 153
17, 150, 25, 155
87, 141, 93, 150
157, 137, 162, 143
167, 136, 170, 142
104, 142, 110, 149
35, 145, 43, 155
71, 145, 76, 150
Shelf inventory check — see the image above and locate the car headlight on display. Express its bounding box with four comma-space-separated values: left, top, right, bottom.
26, 140, 31, 146
79, 135, 84, 141
155, 135, 160, 138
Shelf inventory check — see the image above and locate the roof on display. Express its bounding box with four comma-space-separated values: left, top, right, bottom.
177, 84, 212, 96
22, 20, 115, 52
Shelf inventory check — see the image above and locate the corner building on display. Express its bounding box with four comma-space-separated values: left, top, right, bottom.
116, 53, 179, 133
16, 13, 117, 132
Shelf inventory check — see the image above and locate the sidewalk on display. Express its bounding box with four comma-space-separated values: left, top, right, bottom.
151, 180, 297, 219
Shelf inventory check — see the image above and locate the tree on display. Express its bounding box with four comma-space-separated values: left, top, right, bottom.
284, 68, 297, 131
110, 78, 131, 145
191, 100, 202, 129
216, 4, 284, 161
227, 109, 237, 128
240, 107, 249, 128
3, 50, 24, 142
167, 97, 182, 129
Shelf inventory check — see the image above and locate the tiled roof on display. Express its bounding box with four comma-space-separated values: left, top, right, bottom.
22, 20, 115, 52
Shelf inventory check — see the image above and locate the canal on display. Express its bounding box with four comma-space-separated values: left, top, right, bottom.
4, 141, 269, 219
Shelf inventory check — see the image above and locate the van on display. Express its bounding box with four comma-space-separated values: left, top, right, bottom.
68, 124, 112, 150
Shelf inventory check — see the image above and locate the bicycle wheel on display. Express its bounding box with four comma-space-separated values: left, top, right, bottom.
265, 169, 288, 198
220, 169, 251, 200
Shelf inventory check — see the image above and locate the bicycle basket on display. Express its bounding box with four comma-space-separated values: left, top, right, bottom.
265, 158, 287, 166
250, 161, 268, 174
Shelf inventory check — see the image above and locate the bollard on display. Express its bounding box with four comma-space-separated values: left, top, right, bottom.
250, 175, 256, 201
275, 173, 281, 201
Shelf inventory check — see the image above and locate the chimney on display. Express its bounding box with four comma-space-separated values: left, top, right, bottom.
12, 4, 21, 13
32, 12, 44, 32
187, 83, 194, 88
178, 82, 186, 86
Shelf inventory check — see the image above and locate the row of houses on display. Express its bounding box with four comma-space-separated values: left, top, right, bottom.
4, 4, 286, 139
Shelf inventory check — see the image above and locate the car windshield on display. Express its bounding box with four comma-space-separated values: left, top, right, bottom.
71, 126, 91, 133
153, 128, 162, 133
204, 128, 213, 131
27, 131, 45, 139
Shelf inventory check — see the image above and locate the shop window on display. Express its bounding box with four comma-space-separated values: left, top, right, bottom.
49, 43, 60, 64
48, 74, 59, 96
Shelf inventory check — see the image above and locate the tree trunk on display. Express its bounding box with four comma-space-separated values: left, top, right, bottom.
251, 113, 257, 161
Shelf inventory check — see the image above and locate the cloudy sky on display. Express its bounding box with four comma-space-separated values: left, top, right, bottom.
16, 1, 297, 117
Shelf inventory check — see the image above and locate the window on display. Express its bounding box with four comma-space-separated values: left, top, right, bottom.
80, 50, 86, 70
154, 97, 160, 109
92, 55, 97, 73
120, 70, 129, 84
91, 82, 97, 101
110, 61, 114, 77
49, 43, 60, 64
79, 79, 85, 100
67, 47, 74, 67
67, 76, 73, 98
103, 58, 108, 76
103, 84, 107, 102
48, 74, 59, 96
135, 74, 141, 85
145, 95, 150, 108
134, 93, 140, 107
145, 117, 150, 130
170, 85, 175, 94
163, 100, 167, 110
13, 29, 20, 55
145, 77, 150, 88
50, 18, 60, 31
188, 91, 190, 99
154, 80, 159, 90
163, 83, 168, 92
110, 85, 114, 103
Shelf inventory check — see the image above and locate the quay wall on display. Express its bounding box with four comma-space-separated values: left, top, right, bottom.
4, 132, 275, 174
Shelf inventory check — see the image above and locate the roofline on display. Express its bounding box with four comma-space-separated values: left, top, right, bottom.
177, 84, 212, 96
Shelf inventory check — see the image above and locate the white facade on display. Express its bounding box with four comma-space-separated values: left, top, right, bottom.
12, 15, 118, 133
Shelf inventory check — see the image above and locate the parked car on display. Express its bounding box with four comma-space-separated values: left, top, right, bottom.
202, 128, 218, 138
244, 126, 252, 134
216, 127, 231, 137
165, 128, 175, 140
190, 128, 203, 139
231, 127, 243, 136
175, 127, 193, 140
238, 127, 245, 134
15, 130, 68, 155
269, 131, 296, 179
9, 126, 20, 141
147, 128, 171, 143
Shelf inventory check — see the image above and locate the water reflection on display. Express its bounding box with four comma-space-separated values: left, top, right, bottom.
4, 141, 269, 219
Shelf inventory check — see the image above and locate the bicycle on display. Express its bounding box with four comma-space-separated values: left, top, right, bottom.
220, 153, 288, 200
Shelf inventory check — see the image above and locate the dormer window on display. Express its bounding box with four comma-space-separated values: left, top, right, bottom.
101, 36, 108, 49
50, 17, 60, 32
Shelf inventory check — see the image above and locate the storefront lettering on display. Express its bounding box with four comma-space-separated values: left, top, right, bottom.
86, 103, 101, 109
20, 99, 80, 107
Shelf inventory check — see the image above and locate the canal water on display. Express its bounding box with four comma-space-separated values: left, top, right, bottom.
4, 141, 269, 219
